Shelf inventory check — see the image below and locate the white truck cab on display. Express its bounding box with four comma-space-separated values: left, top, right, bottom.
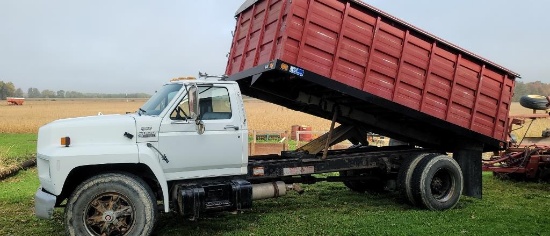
139, 79, 249, 180
35, 78, 258, 235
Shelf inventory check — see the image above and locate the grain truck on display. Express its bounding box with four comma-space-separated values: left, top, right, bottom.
34, 0, 519, 235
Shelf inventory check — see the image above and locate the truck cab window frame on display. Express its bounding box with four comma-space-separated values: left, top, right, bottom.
170, 86, 232, 121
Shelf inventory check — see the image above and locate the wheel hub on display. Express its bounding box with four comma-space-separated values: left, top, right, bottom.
432, 177, 444, 191
431, 170, 453, 200
84, 193, 135, 236
103, 211, 114, 222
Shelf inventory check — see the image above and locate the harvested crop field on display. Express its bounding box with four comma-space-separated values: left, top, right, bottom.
1, 99, 548, 137
243, 98, 331, 132
509, 102, 550, 139
0, 99, 147, 133
0, 98, 331, 134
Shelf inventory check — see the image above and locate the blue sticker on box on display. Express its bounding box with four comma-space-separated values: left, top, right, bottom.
289, 66, 304, 77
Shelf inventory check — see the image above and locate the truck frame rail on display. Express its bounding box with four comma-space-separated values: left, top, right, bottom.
248, 145, 436, 181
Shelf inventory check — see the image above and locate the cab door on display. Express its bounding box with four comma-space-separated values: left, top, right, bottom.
157, 84, 246, 180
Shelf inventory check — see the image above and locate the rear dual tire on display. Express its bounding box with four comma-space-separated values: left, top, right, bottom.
397, 153, 436, 206
411, 155, 463, 210
398, 154, 463, 210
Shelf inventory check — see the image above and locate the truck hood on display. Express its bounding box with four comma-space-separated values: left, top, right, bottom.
37, 114, 137, 151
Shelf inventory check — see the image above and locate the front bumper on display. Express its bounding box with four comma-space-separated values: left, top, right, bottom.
34, 186, 57, 219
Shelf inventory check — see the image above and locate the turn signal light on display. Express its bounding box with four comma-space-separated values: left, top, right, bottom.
61, 137, 71, 147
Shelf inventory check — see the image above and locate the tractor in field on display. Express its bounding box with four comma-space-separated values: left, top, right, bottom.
483, 95, 550, 181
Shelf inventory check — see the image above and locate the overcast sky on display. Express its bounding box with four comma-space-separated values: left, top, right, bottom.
0, 0, 548, 94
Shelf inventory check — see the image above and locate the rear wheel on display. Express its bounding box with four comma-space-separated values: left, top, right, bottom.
397, 153, 436, 205
410, 155, 463, 210
65, 172, 157, 236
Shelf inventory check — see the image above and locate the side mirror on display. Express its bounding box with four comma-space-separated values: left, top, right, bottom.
188, 84, 199, 120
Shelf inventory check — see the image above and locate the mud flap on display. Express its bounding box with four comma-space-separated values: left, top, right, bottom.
453, 142, 483, 199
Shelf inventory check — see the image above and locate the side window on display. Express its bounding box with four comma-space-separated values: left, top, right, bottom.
199, 87, 232, 120
170, 96, 191, 120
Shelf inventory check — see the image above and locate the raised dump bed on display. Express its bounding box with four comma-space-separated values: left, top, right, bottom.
226, 0, 519, 152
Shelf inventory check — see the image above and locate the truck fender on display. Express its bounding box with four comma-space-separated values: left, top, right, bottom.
137, 143, 170, 213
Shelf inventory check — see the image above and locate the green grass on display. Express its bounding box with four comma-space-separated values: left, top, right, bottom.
1, 133, 550, 235
0, 133, 37, 168
2, 170, 549, 235
248, 135, 300, 150
153, 173, 550, 235
0, 169, 64, 235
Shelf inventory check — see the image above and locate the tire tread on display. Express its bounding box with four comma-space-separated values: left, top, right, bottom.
64, 172, 157, 236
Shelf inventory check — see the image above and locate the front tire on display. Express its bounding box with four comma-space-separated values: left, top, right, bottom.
65, 172, 157, 236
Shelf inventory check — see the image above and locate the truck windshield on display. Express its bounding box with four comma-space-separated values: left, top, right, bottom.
139, 84, 183, 116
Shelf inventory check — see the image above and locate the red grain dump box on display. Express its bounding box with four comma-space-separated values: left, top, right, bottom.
226, 0, 519, 151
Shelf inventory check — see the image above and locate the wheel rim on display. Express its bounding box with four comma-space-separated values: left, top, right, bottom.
430, 169, 454, 201
84, 192, 135, 236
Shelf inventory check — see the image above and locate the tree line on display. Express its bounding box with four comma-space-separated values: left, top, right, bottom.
0, 80, 150, 99
1, 79, 548, 101
0, 81, 21, 99
512, 81, 550, 102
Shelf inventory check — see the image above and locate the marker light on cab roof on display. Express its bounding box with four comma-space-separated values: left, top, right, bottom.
170, 76, 196, 82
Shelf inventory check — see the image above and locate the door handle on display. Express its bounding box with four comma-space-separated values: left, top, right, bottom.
224, 125, 239, 130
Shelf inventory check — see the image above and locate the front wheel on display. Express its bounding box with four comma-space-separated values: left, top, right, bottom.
65, 172, 157, 236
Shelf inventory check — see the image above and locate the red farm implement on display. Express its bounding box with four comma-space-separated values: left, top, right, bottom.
483, 95, 550, 181
7, 97, 25, 105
